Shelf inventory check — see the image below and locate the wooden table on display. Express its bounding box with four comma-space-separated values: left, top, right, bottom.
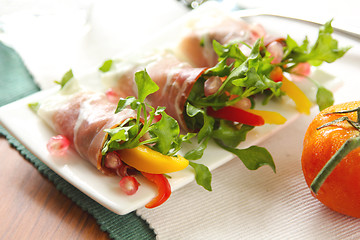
0, 138, 109, 239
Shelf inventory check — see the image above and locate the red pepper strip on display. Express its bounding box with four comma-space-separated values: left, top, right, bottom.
141, 172, 171, 208
207, 106, 265, 126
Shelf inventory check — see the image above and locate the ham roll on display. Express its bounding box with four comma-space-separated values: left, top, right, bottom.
176, 12, 282, 67
37, 79, 137, 174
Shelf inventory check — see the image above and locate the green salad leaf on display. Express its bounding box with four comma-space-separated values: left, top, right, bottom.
216, 141, 276, 173
54, 69, 73, 89
28, 102, 40, 113
189, 162, 212, 191
212, 120, 254, 148
134, 70, 159, 102
316, 86, 334, 111
99, 59, 113, 72
283, 20, 351, 67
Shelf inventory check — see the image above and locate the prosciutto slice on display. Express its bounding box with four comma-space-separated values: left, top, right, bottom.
177, 12, 281, 67
37, 80, 137, 173
103, 51, 206, 131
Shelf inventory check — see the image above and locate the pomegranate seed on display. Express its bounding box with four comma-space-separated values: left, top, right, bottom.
116, 164, 137, 177
104, 151, 123, 169
119, 176, 140, 195
250, 23, 266, 41
152, 114, 162, 123
232, 97, 252, 110
266, 41, 284, 64
47, 135, 70, 156
105, 88, 120, 103
290, 62, 311, 81
204, 76, 222, 96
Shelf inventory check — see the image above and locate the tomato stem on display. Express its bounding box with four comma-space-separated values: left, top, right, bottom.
324, 107, 360, 124
311, 135, 360, 194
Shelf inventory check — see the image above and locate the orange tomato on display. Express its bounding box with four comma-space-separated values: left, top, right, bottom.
301, 101, 360, 218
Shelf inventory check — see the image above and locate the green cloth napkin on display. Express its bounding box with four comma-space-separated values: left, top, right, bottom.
0, 41, 155, 240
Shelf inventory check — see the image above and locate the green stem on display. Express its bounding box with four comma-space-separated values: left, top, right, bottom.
306, 76, 321, 88
311, 135, 360, 194
325, 107, 360, 123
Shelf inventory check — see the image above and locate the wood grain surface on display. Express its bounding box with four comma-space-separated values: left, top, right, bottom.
0, 138, 110, 240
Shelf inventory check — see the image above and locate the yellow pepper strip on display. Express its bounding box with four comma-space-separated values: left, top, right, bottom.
118, 145, 189, 174
280, 76, 312, 115
246, 109, 287, 125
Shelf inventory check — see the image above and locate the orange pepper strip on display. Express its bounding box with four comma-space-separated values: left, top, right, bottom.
280, 76, 312, 115
118, 145, 189, 174
246, 109, 287, 125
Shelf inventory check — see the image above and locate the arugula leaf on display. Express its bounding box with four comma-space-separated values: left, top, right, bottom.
135, 70, 159, 102
307, 20, 351, 65
186, 103, 214, 142
316, 86, 334, 111
169, 132, 197, 157
149, 112, 180, 155
229, 39, 282, 99
102, 123, 136, 154
282, 20, 351, 67
182, 102, 214, 160
212, 40, 248, 63
283, 35, 309, 61
54, 69, 73, 89
189, 161, 212, 191
28, 102, 40, 113
184, 137, 209, 160
99, 59, 113, 72
216, 141, 276, 173
115, 96, 137, 113
205, 58, 231, 77
212, 120, 254, 148
187, 39, 283, 114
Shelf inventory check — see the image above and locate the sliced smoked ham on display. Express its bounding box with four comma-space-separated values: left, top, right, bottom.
37, 80, 137, 173
176, 12, 283, 67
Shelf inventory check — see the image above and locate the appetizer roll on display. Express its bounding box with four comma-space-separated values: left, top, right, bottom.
31, 70, 195, 208
176, 12, 283, 68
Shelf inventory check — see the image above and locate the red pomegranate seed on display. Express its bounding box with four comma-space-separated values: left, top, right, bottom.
105, 88, 120, 103
104, 151, 123, 169
47, 135, 70, 156
204, 76, 222, 97
116, 164, 137, 177
290, 62, 311, 81
232, 97, 252, 110
152, 114, 162, 123
119, 176, 140, 195
250, 23, 266, 41
266, 41, 284, 64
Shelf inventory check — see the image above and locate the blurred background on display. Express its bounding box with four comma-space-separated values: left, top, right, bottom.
0, 0, 358, 88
